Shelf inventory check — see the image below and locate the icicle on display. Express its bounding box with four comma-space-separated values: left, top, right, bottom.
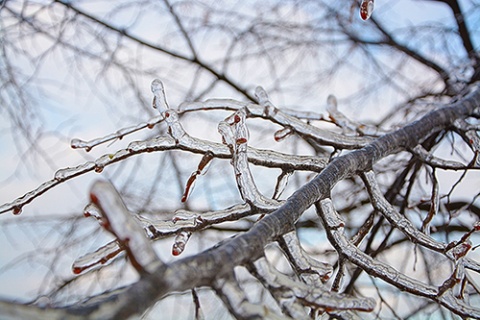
274, 127, 293, 142
360, 0, 374, 21
182, 151, 214, 202
151, 79, 169, 113
172, 231, 192, 256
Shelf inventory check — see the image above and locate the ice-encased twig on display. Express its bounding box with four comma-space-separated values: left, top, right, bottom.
249, 257, 375, 315
218, 108, 281, 210
90, 180, 161, 274
453, 118, 480, 166
179, 98, 373, 149
361, 170, 480, 273
411, 145, 478, 170
139, 204, 254, 238
316, 198, 480, 318
212, 272, 285, 319
151, 79, 170, 113
0, 132, 325, 215
278, 231, 332, 284
181, 151, 214, 202
75, 203, 256, 274
326, 94, 386, 136
72, 240, 124, 275
70, 115, 164, 151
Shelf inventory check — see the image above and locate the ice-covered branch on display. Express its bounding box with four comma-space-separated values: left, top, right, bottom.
361, 170, 480, 273
70, 115, 164, 151
249, 257, 375, 316
75, 203, 255, 273
212, 272, 283, 319
410, 144, 479, 170
326, 94, 386, 136
277, 231, 332, 284
316, 198, 480, 318
218, 108, 281, 210
89, 180, 161, 274
0, 129, 325, 215
179, 98, 373, 149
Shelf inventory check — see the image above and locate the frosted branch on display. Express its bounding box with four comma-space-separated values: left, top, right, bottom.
140, 204, 253, 238
72, 240, 124, 275
453, 118, 480, 166
75, 204, 254, 274
361, 170, 480, 272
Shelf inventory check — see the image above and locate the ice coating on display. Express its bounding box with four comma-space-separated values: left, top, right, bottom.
273, 127, 293, 142
181, 151, 214, 202
179, 98, 372, 148
164, 110, 186, 142
252, 257, 375, 313
138, 205, 250, 239
151, 79, 169, 113
360, 0, 374, 20
272, 171, 292, 200
218, 109, 280, 209
171, 231, 192, 256
317, 198, 441, 298
279, 231, 332, 281
72, 240, 123, 274
70, 116, 164, 152
83, 203, 102, 220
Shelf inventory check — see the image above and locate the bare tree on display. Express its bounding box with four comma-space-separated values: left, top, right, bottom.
1, 0, 480, 319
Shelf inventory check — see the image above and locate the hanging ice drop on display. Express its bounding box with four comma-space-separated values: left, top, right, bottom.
360, 0, 374, 21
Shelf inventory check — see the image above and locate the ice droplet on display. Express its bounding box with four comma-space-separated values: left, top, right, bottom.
70, 139, 92, 152
83, 203, 102, 220
13, 206, 22, 215
360, 0, 374, 20
172, 231, 192, 256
